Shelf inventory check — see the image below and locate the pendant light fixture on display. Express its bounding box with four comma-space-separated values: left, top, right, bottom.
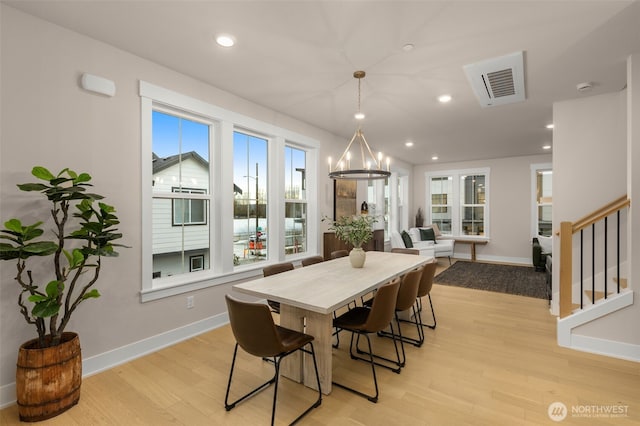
328, 71, 391, 180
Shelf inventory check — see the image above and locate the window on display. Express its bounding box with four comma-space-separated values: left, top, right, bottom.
190, 255, 204, 272
151, 110, 211, 278
460, 175, 485, 236
172, 188, 206, 225
141, 81, 319, 301
430, 176, 453, 234
366, 179, 390, 239
233, 131, 268, 266
285, 145, 307, 254
532, 164, 552, 236
427, 169, 489, 237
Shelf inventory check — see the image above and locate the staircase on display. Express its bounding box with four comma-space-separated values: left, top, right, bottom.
557, 196, 634, 357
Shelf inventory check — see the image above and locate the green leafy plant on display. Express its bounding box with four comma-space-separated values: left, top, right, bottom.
323, 214, 377, 248
0, 167, 126, 348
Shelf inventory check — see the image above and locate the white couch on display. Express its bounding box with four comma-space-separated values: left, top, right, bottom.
390, 226, 455, 263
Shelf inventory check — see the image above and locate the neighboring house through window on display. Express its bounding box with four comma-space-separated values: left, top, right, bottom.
140, 81, 319, 301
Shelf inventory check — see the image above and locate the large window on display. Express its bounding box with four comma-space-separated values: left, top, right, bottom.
427, 169, 489, 237
141, 81, 319, 301
285, 145, 307, 254
460, 175, 486, 236
532, 165, 552, 236
430, 176, 453, 234
367, 179, 390, 239
151, 110, 211, 279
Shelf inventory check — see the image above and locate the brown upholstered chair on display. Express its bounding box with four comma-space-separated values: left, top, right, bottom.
330, 250, 349, 259
388, 249, 439, 343
332, 278, 400, 403
363, 266, 423, 370
390, 248, 420, 255
262, 262, 294, 313
224, 295, 322, 424
301, 255, 324, 267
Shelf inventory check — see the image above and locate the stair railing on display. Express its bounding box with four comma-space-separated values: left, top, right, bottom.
559, 195, 630, 318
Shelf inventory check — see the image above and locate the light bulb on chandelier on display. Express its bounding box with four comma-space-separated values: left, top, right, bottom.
328, 71, 391, 180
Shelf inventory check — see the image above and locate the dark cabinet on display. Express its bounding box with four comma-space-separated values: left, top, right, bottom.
323, 229, 384, 260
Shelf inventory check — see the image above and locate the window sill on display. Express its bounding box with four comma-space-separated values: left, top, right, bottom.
140, 267, 264, 302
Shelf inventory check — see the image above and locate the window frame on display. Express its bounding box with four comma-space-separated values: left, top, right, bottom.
140, 81, 319, 302
426, 168, 490, 239
172, 187, 208, 226
531, 163, 553, 237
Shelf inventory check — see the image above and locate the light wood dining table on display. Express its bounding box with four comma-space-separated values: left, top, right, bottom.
232, 251, 432, 394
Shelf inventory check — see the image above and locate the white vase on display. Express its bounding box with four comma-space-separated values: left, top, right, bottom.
349, 247, 366, 268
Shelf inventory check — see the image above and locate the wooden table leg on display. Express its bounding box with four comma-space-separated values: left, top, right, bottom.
279, 306, 332, 394
279, 304, 304, 383
470, 242, 476, 261
303, 310, 332, 394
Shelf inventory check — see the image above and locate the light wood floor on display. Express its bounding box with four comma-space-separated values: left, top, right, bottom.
2, 260, 639, 425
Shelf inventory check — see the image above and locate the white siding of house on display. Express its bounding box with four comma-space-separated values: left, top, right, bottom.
152, 157, 210, 254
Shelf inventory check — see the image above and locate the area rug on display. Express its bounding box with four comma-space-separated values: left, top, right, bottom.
434, 261, 547, 299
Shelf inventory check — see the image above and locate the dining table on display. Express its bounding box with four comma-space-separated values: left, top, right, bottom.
232, 251, 432, 394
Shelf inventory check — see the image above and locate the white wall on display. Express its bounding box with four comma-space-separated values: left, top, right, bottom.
553, 87, 640, 344
0, 5, 347, 398
413, 154, 552, 264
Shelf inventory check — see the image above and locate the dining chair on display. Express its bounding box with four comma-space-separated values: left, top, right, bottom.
300, 255, 324, 267
224, 295, 322, 425
390, 248, 420, 255
362, 266, 423, 370
332, 278, 400, 403
388, 249, 438, 342
397, 260, 438, 346
262, 262, 294, 313
330, 249, 349, 259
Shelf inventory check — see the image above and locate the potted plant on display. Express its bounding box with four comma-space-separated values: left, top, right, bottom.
324, 214, 376, 268
0, 166, 126, 421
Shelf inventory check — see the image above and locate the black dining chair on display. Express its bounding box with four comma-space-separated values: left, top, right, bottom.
224, 295, 322, 425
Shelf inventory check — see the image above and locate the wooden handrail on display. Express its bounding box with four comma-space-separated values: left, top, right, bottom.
572, 195, 629, 233
559, 195, 631, 318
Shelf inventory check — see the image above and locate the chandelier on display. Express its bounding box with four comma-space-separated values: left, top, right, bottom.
328, 71, 391, 180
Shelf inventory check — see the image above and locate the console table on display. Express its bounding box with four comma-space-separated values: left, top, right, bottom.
453, 238, 488, 262
323, 229, 384, 260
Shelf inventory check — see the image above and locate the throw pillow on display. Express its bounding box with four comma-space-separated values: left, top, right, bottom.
420, 227, 437, 243
537, 235, 553, 254
430, 223, 442, 237
400, 230, 414, 248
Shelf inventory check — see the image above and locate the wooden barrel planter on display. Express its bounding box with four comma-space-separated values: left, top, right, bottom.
16, 332, 82, 422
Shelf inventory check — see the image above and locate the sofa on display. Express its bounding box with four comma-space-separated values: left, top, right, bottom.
532, 236, 552, 272
391, 224, 455, 263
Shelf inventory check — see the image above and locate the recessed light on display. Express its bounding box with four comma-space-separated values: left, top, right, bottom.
542, 144, 552, 150
405, 141, 414, 147
215, 34, 235, 48
546, 124, 554, 129
402, 43, 415, 52
432, 155, 439, 160
438, 94, 452, 103
354, 112, 365, 120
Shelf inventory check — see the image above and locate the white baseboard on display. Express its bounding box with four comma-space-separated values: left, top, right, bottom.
569, 334, 640, 362
0, 312, 229, 409
453, 253, 532, 266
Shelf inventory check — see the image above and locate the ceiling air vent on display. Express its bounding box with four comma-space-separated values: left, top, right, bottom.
463, 51, 525, 107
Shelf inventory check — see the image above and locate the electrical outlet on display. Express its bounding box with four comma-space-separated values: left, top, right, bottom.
186, 296, 194, 309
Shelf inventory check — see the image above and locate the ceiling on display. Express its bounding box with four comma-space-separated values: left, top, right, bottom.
6, 0, 640, 165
